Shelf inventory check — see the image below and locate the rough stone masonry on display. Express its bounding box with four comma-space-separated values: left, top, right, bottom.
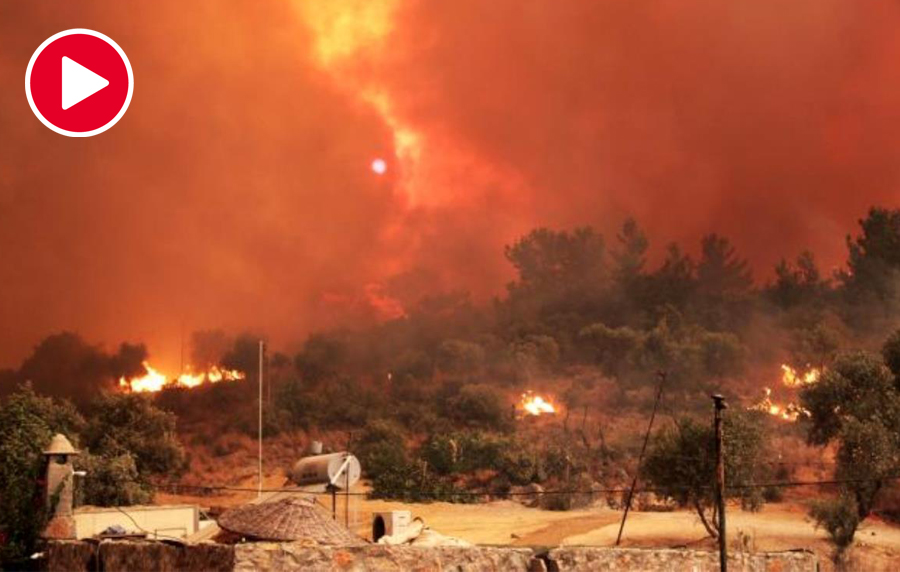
44, 541, 819, 572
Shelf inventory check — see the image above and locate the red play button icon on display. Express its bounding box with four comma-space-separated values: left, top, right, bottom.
25, 29, 134, 137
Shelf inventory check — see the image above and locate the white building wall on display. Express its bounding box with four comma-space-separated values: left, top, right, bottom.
74, 504, 199, 540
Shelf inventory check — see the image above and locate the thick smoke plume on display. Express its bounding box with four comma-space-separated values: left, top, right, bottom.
1, 1, 899, 368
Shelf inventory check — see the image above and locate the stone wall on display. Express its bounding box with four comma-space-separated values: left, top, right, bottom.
547, 548, 818, 572
45, 540, 233, 572
233, 544, 535, 572
45, 541, 818, 572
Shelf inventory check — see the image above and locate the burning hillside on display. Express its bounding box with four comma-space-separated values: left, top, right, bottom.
751, 387, 810, 422
520, 391, 557, 417
119, 362, 245, 393
780, 364, 821, 388
749, 364, 821, 422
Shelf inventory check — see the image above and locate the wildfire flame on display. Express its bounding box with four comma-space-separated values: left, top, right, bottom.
119, 362, 246, 393
750, 387, 810, 422
780, 364, 821, 388
748, 364, 821, 420
521, 392, 556, 416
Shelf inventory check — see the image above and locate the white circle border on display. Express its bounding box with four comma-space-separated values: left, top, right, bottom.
25, 28, 134, 138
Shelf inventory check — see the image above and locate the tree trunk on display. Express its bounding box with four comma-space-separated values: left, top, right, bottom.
694, 499, 718, 538
856, 482, 881, 520
597, 422, 610, 459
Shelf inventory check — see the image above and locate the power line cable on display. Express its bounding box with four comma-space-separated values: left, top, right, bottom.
156, 473, 900, 500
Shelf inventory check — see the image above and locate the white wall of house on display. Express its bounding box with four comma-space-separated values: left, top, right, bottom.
74, 504, 199, 540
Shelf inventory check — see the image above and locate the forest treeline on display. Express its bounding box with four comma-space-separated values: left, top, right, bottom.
3, 207, 900, 425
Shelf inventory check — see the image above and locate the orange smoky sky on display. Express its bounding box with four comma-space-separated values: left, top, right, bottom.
1, 1, 899, 369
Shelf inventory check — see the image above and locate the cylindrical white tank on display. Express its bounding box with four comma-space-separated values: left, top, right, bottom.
290, 452, 361, 489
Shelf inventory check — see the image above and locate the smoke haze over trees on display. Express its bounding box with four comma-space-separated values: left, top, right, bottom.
2, 206, 900, 407
0, 333, 147, 405
4, 1, 900, 369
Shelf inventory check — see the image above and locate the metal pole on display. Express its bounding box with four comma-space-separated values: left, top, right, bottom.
179, 321, 185, 375
345, 456, 350, 528
258, 340, 264, 499
331, 486, 337, 520
712, 394, 728, 572
616, 371, 667, 545
345, 432, 353, 528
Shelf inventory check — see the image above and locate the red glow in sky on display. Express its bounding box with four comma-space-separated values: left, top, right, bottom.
1, 1, 899, 368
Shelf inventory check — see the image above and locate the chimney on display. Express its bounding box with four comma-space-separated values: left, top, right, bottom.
41, 433, 79, 540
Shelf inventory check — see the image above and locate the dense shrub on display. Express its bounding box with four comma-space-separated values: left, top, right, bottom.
369, 459, 474, 504
443, 383, 511, 431
76, 452, 152, 506
436, 340, 486, 376
355, 419, 408, 478
85, 392, 185, 480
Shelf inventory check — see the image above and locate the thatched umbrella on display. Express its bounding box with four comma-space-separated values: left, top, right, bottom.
216, 497, 363, 545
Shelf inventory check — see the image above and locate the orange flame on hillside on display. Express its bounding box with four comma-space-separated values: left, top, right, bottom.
750, 364, 822, 422
119, 362, 246, 393
781, 364, 821, 388
751, 387, 810, 422
521, 392, 556, 416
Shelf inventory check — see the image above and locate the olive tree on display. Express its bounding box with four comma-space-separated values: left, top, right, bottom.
643, 411, 769, 538
800, 348, 900, 559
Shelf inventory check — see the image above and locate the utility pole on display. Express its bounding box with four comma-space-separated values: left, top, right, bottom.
258, 340, 264, 499
616, 371, 667, 545
712, 394, 728, 572
345, 432, 353, 528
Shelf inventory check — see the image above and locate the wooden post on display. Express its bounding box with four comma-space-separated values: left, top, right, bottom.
712, 394, 728, 572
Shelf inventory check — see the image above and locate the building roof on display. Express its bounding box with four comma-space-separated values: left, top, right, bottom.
186, 487, 307, 543
217, 497, 363, 544
43, 433, 79, 456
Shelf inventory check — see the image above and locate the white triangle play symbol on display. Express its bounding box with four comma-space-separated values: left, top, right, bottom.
61, 56, 109, 110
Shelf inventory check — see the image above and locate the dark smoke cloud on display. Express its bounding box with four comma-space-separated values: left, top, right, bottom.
2, 1, 899, 367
